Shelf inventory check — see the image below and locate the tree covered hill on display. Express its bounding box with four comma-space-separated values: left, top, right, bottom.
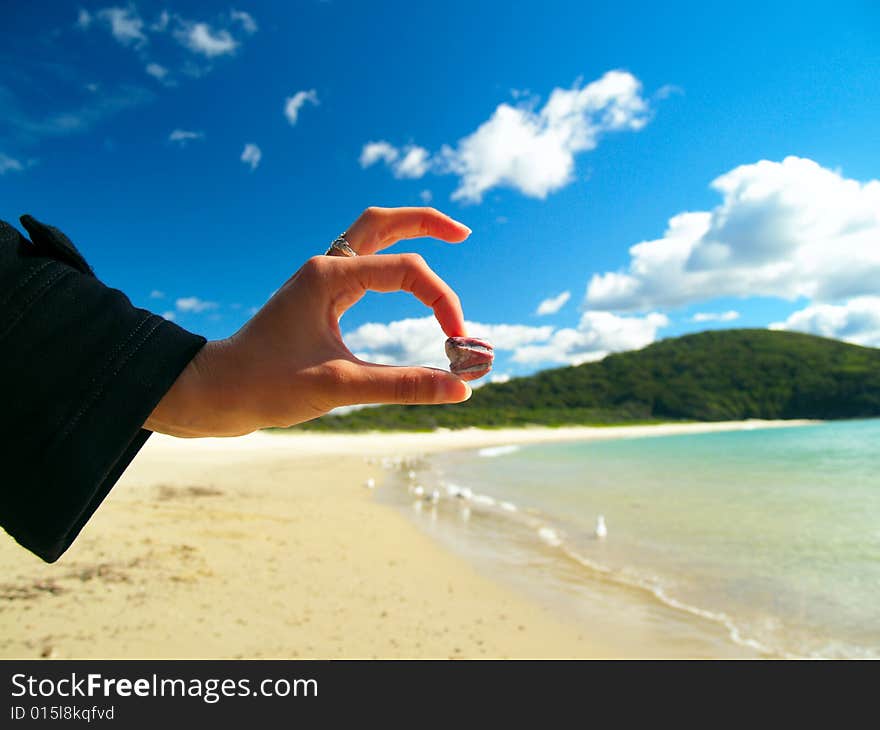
291, 329, 880, 431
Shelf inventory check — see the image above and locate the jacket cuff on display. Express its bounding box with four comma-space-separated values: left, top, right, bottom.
4, 298, 206, 562
33, 317, 206, 562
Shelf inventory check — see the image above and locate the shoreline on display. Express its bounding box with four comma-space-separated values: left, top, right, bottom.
160, 418, 820, 458
0, 419, 818, 658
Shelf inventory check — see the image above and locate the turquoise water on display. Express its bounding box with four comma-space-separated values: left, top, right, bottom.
386, 421, 880, 657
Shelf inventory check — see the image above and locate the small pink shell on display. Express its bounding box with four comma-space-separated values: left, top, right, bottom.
445, 336, 494, 381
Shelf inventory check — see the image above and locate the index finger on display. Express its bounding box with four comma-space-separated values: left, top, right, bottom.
329, 254, 466, 337
344, 206, 471, 255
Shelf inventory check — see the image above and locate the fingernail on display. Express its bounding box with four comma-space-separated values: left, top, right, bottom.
441, 376, 471, 402
462, 225, 472, 236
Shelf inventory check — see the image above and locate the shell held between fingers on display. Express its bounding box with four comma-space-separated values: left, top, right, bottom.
445, 336, 494, 382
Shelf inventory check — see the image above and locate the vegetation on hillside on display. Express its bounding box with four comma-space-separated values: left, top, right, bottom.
288, 329, 880, 432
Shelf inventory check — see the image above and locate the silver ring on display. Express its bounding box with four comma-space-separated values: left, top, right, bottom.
325, 234, 357, 257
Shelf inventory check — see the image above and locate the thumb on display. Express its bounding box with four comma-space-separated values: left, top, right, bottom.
343, 363, 473, 406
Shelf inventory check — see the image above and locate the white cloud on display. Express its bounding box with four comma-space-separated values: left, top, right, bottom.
176, 296, 218, 313
360, 70, 650, 203
231, 9, 258, 34
149, 289, 165, 299
512, 311, 668, 365
3, 84, 154, 149
176, 21, 238, 57
344, 316, 553, 369
359, 141, 431, 179
344, 318, 444, 368
241, 143, 261, 170
446, 70, 649, 202
161, 310, 176, 321
284, 89, 319, 126
360, 141, 398, 168
479, 322, 556, 349
150, 10, 170, 32
692, 310, 740, 323
169, 128, 204, 146
393, 146, 431, 179
536, 290, 571, 316
420, 189, 433, 203
145, 62, 168, 80
0, 154, 24, 175
343, 309, 668, 370
98, 6, 147, 47
655, 84, 684, 100
82, 7, 253, 72
770, 297, 880, 347
490, 373, 511, 384
76, 8, 92, 29
587, 157, 880, 312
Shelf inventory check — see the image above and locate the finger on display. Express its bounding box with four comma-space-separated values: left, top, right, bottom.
344, 206, 471, 255
328, 254, 466, 337
342, 363, 472, 406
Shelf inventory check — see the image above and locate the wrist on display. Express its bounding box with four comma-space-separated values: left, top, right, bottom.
145, 339, 252, 437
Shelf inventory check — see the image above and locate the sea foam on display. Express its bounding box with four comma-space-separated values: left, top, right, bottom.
477, 445, 521, 458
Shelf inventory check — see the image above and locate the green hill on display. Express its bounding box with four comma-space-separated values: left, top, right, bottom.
291, 329, 880, 431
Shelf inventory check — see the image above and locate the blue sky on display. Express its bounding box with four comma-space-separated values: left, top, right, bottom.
2, 1, 879, 382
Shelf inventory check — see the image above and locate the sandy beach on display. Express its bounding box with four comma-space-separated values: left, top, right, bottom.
0, 420, 814, 659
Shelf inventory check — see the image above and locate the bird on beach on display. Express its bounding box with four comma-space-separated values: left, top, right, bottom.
364, 478, 376, 489
538, 527, 561, 547
595, 515, 608, 540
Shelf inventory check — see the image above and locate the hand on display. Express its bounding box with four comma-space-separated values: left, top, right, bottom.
145, 207, 474, 437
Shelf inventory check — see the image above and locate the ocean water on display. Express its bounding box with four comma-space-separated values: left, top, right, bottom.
379, 420, 880, 658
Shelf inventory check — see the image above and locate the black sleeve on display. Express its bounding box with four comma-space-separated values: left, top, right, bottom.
0, 215, 207, 563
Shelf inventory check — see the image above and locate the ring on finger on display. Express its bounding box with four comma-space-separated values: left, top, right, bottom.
325, 234, 358, 257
